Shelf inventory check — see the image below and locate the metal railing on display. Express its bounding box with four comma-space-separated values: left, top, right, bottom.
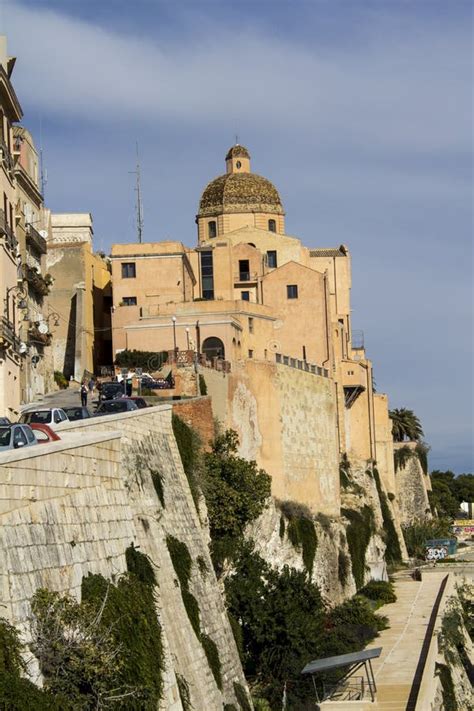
0, 208, 18, 252
26, 222, 47, 255
275, 352, 329, 378
234, 272, 258, 282
0, 139, 14, 174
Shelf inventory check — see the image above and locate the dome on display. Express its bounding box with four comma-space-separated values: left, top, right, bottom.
225, 144, 251, 161
198, 172, 284, 217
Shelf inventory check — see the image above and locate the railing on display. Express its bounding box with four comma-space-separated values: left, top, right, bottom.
323, 676, 365, 701
275, 352, 329, 378
234, 272, 258, 283
0, 316, 21, 353
0, 139, 14, 174
26, 222, 47, 255
0, 208, 18, 252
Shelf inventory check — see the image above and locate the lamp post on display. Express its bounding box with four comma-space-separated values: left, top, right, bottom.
172, 316, 177, 360
185, 327, 190, 350
5, 284, 27, 332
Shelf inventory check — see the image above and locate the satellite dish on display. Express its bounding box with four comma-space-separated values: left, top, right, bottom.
39, 230, 48, 239
38, 322, 49, 335
19, 342, 28, 354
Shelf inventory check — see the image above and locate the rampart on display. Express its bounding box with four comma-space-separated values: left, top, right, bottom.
0, 405, 248, 710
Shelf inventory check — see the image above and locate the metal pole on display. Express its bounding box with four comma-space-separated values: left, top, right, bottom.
172, 316, 177, 359
186, 327, 190, 350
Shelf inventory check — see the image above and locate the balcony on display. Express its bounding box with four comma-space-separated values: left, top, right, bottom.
0, 139, 14, 175
234, 271, 258, 285
0, 208, 18, 252
26, 222, 47, 255
28, 324, 52, 347
342, 363, 367, 408
0, 317, 21, 353
24, 264, 51, 297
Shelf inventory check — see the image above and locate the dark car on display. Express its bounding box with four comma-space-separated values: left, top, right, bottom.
141, 376, 174, 390
95, 399, 139, 416
99, 382, 126, 401
0, 417, 11, 425
128, 397, 148, 409
0, 424, 37, 451
63, 406, 92, 421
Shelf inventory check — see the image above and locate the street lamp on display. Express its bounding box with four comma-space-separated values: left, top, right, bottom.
185, 327, 190, 350
172, 316, 177, 359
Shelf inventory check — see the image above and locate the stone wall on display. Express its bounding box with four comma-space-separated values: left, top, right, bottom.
394, 442, 431, 525
172, 396, 215, 447
0, 405, 249, 710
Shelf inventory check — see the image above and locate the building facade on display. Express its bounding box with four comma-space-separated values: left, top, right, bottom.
111, 145, 397, 512
47, 213, 112, 381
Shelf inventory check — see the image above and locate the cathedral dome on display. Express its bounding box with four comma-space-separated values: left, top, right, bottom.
198, 145, 284, 218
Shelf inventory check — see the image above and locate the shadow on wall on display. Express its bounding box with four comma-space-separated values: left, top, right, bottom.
63, 292, 77, 379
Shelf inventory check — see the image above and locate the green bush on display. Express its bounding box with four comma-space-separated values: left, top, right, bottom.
115, 349, 168, 370
203, 430, 271, 571
372, 468, 402, 564
53, 370, 68, 390
172, 414, 202, 509
394, 445, 415, 472
402, 517, 452, 558
201, 634, 222, 690
342, 506, 375, 589
286, 515, 318, 576
233, 681, 252, 711
359, 580, 397, 604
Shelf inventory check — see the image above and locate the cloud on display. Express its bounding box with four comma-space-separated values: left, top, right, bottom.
3, 0, 472, 156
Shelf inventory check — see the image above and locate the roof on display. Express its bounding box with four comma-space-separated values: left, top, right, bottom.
198, 172, 284, 217
309, 247, 347, 258
225, 144, 251, 160
301, 647, 382, 676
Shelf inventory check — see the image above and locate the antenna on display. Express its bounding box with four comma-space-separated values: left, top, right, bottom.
129, 142, 144, 243
235, 134, 239, 145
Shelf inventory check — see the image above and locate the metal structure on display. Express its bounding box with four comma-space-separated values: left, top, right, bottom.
301, 647, 382, 703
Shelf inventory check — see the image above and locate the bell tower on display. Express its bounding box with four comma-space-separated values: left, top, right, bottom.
225, 144, 251, 174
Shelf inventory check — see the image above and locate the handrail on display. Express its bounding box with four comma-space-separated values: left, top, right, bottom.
275, 352, 329, 378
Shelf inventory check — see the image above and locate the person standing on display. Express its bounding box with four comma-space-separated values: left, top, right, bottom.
88, 377, 95, 394
80, 382, 88, 407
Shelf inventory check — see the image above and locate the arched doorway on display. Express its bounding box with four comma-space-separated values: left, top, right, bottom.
202, 336, 225, 360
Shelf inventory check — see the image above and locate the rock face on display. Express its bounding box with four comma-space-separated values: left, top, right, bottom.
0, 405, 249, 711
394, 442, 432, 525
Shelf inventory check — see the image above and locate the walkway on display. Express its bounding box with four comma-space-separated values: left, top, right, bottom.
369, 570, 448, 710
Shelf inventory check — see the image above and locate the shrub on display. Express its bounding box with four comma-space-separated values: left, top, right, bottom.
402, 517, 452, 558
342, 506, 375, 589
199, 374, 207, 395
115, 349, 168, 370
394, 445, 415, 472
233, 681, 252, 711
287, 515, 318, 576
372, 467, 402, 563
201, 634, 222, 690
228, 611, 244, 659
53, 370, 68, 389
359, 580, 397, 604
203, 430, 271, 570
436, 663, 458, 711
172, 414, 201, 509
176, 674, 192, 711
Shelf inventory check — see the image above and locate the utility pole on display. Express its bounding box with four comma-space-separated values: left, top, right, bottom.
129, 142, 144, 243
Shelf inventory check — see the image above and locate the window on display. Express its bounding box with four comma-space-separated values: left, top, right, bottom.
200, 250, 214, 299
239, 259, 250, 281
121, 262, 136, 279
248, 317, 254, 333
248, 349, 254, 358
24, 426, 35, 443
241, 291, 250, 301
267, 250, 277, 268
268, 219, 276, 232
287, 284, 298, 299
54, 411, 62, 424
208, 220, 217, 238
122, 296, 137, 306
13, 427, 27, 447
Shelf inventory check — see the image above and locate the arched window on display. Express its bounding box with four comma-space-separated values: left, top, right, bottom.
268, 219, 276, 233
208, 220, 217, 238
202, 336, 225, 360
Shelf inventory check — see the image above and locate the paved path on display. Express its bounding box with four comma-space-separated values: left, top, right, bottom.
369, 570, 448, 710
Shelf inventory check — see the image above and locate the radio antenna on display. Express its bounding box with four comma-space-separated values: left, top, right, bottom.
129, 142, 144, 243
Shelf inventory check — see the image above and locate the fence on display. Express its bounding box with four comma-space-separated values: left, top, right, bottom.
275, 353, 329, 378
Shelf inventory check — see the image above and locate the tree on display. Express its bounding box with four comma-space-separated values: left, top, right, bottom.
389, 408, 424, 442
452, 473, 474, 505
429, 472, 460, 518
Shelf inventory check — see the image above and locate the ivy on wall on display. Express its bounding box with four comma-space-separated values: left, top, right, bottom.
342, 505, 375, 590
372, 467, 402, 563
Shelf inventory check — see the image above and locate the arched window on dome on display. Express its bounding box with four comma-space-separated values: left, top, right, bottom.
268, 219, 276, 233
208, 221, 217, 238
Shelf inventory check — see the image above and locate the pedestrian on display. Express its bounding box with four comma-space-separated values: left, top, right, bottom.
88, 377, 95, 393
80, 382, 88, 407
126, 377, 133, 397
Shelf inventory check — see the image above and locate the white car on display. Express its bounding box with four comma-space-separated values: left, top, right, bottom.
19, 407, 69, 426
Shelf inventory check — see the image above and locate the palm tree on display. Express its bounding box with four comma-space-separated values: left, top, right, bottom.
389, 408, 424, 442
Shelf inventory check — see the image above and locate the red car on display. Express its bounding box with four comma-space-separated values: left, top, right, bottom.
30, 424, 61, 443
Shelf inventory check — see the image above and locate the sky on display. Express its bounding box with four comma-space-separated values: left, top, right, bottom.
1, 0, 472, 473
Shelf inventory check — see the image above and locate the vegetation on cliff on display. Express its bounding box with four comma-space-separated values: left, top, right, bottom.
277, 500, 318, 576
389, 407, 423, 442
172, 413, 202, 508
341, 505, 375, 589
372, 467, 402, 564
402, 517, 452, 558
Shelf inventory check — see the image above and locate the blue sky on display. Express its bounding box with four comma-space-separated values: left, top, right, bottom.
1, 0, 472, 472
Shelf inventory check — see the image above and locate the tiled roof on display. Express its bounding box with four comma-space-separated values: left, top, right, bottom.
225, 144, 251, 160
198, 173, 284, 217
309, 248, 346, 258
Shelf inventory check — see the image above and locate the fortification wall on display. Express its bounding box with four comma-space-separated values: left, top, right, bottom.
172, 396, 215, 447
394, 442, 431, 525
0, 405, 248, 710
200, 361, 340, 516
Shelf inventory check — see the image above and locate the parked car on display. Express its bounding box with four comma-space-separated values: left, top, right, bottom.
141, 376, 173, 390
19, 408, 69, 426
63, 406, 92, 421
127, 397, 148, 409
95, 399, 139, 416
0, 424, 37, 451
99, 382, 126, 401
0, 417, 11, 425
30, 424, 61, 443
